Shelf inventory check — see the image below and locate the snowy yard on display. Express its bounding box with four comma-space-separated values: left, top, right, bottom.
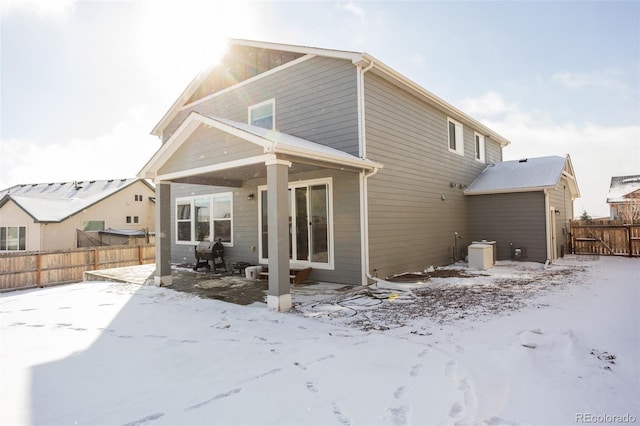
1, 256, 638, 425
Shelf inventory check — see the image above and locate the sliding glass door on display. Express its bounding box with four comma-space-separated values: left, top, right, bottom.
259, 178, 332, 269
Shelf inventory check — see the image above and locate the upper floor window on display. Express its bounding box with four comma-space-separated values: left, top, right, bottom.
249, 99, 275, 130
447, 117, 464, 156
134, 194, 143, 201
176, 193, 233, 245
474, 132, 486, 163
0, 226, 26, 251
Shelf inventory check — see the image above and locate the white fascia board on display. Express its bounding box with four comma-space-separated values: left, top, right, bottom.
156, 154, 276, 182
229, 38, 365, 62
363, 53, 511, 148
139, 114, 203, 179
140, 112, 271, 179
150, 68, 213, 138
272, 143, 383, 171
180, 54, 314, 112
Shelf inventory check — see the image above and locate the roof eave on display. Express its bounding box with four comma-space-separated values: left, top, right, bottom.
363, 53, 511, 148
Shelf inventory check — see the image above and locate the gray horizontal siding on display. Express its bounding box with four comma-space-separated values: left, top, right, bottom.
159, 125, 264, 175
169, 168, 362, 285
364, 73, 499, 278
163, 56, 360, 157
467, 192, 547, 262
549, 176, 574, 257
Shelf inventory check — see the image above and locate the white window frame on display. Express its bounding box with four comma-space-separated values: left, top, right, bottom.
258, 177, 335, 270
447, 117, 464, 156
248, 98, 275, 130
175, 192, 234, 246
474, 132, 486, 163
0, 225, 26, 251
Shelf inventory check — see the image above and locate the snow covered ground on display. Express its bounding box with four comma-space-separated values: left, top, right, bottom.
1, 255, 638, 425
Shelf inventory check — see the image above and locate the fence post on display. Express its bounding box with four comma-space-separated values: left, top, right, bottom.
138, 245, 143, 265
628, 225, 632, 257
37, 253, 42, 288
94, 248, 99, 270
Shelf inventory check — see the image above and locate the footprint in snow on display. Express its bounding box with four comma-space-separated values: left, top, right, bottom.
449, 402, 464, 419
409, 364, 422, 377
393, 386, 407, 399
417, 349, 429, 358
385, 405, 410, 426
445, 360, 457, 378
306, 381, 318, 393
332, 402, 351, 426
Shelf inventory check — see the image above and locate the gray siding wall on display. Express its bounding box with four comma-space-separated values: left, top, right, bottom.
467, 192, 547, 262
364, 72, 503, 278
549, 176, 574, 257
159, 126, 265, 175
163, 56, 360, 156
169, 168, 362, 285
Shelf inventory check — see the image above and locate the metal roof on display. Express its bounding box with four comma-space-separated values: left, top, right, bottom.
464, 156, 576, 195
0, 178, 154, 222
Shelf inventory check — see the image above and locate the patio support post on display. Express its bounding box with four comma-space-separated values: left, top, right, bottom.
154, 181, 172, 286
266, 158, 292, 311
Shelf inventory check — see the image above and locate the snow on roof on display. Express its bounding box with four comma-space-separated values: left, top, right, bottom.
464, 156, 568, 195
607, 175, 640, 203
0, 178, 152, 222
207, 114, 383, 169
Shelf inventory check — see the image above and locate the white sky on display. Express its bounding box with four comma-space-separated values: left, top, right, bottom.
1, 0, 639, 217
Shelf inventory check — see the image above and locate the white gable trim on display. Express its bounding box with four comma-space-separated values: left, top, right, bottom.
157, 154, 275, 182
140, 112, 382, 180
179, 55, 314, 114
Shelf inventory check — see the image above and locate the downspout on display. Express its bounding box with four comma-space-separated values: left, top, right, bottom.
544, 188, 551, 266
357, 58, 383, 286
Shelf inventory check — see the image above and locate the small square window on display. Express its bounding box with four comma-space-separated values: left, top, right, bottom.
249, 99, 275, 130
126, 216, 132, 224
134, 216, 139, 224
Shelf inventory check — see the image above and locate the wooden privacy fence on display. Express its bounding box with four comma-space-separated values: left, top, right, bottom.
571, 220, 640, 257
0, 244, 155, 292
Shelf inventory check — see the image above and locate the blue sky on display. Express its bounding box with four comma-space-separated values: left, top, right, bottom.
1, 0, 638, 217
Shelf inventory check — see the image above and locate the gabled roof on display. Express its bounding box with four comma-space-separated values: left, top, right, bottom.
151, 39, 511, 148
607, 175, 640, 203
139, 112, 382, 180
464, 155, 580, 197
0, 178, 154, 223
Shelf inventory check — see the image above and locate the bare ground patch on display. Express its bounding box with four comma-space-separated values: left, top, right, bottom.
298, 263, 587, 331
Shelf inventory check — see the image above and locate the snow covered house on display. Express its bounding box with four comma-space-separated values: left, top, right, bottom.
139, 39, 577, 311
0, 178, 155, 252
465, 155, 580, 263
607, 175, 640, 221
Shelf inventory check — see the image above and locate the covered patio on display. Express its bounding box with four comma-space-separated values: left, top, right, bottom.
84, 263, 354, 307
139, 112, 381, 311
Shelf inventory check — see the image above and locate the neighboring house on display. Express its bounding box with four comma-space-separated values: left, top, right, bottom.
607, 175, 640, 221
139, 39, 574, 311
464, 155, 580, 263
0, 178, 155, 252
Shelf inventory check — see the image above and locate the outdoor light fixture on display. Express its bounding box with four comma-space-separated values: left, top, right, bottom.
555, 209, 561, 215
247, 193, 254, 200
450, 182, 457, 188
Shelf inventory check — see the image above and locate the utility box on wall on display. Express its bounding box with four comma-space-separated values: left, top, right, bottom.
468, 243, 494, 270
